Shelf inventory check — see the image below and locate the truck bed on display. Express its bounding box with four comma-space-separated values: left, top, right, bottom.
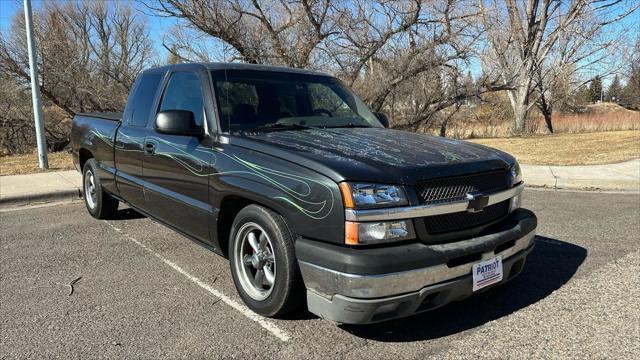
70, 112, 122, 181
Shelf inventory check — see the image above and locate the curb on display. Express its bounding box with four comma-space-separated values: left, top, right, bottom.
525, 180, 640, 192
525, 184, 640, 193
521, 162, 640, 192
0, 189, 83, 209
554, 179, 639, 191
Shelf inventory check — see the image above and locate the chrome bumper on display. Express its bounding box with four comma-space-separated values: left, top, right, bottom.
299, 229, 536, 299
304, 243, 533, 324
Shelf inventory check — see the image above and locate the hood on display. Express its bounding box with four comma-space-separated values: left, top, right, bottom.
231, 127, 515, 184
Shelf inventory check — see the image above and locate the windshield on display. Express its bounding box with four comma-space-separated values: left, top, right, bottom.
211, 70, 382, 133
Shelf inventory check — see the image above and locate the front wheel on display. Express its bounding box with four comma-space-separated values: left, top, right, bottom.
83, 159, 118, 219
229, 205, 304, 317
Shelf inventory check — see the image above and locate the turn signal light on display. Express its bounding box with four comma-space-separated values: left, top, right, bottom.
339, 182, 355, 209
345, 221, 359, 245
344, 220, 414, 245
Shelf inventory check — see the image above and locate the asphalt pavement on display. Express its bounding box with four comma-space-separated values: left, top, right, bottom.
1, 189, 639, 359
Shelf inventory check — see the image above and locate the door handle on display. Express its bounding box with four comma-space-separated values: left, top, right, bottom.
144, 142, 156, 155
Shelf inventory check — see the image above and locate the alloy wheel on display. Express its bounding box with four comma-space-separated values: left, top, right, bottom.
233, 222, 277, 301
84, 170, 97, 209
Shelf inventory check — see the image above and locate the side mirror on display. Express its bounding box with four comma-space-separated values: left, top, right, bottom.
155, 110, 203, 137
374, 112, 390, 128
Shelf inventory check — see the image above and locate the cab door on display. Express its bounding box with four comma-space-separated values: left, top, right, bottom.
114, 71, 164, 209
142, 70, 213, 241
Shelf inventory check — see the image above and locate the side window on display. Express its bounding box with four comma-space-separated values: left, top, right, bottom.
158, 72, 204, 126
126, 73, 163, 127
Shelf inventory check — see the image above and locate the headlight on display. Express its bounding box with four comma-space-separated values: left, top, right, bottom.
345, 220, 415, 245
510, 162, 523, 186
509, 162, 523, 212
339, 182, 408, 209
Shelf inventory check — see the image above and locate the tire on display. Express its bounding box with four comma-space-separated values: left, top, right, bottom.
229, 204, 304, 317
83, 159, 119, 219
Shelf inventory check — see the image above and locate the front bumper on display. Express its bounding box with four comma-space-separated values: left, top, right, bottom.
296, 208, 537, 324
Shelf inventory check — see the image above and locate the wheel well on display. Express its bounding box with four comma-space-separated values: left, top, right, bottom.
217, 196, 254, 258
79, 148, 93, 171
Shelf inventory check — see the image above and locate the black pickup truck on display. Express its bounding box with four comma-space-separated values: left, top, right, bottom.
71, 63, 536, 324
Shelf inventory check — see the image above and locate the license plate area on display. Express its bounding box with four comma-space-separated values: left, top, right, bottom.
472, 256, 503, 291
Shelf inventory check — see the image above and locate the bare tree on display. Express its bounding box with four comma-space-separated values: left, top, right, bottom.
337, 1, 514, 131
479, 0, 639, 134
0, 1, 153, 154
150, 0, 508, 131
534, 9, 632, 132
0, 74, 34, 154
149, 0, 337, 67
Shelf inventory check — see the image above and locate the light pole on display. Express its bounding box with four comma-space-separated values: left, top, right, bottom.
23, 0, 48, 169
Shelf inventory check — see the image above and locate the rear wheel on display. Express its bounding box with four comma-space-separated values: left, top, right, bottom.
83, 159, 118, 219
229, 205, 304, 317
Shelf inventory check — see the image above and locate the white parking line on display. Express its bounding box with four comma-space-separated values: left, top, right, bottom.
103, 221, 291, 342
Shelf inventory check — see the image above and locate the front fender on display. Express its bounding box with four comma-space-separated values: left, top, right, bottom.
209, 144, 344, 245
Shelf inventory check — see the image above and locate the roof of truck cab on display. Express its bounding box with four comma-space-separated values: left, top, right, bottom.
143, 62, 331, 77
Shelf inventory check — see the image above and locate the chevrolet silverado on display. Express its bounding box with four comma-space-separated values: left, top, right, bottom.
71, 63, 537, 324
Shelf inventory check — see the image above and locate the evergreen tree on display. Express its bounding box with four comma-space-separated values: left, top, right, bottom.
589, 76, 603, 103
622, 68, 640, 105
575, 84, 591, 105
606, 75, 623, 103
622, 38, 640, 106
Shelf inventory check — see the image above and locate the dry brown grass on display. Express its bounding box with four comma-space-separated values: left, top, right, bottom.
444, 102, 640, 138
551, 107, 640, 133
0, 151, 74, 176
469, 130, 640, 165
444, 121, 513, 139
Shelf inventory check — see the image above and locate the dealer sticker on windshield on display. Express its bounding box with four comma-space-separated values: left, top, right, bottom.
472, 256, 503, 292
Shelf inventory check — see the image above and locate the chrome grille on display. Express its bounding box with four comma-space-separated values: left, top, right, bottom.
415, 171, 509, 204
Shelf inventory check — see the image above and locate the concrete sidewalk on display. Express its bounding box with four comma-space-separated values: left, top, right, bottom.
522, 159, 640, 191
1, 160, 638, 208
0, 171, 82, 208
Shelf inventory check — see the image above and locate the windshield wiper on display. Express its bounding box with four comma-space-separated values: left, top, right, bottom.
242, 123, 313, 133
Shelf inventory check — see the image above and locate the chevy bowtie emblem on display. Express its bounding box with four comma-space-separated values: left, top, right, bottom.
466, 191, 489, 213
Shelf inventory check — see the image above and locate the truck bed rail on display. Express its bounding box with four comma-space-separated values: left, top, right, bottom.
76, 112, 122, 121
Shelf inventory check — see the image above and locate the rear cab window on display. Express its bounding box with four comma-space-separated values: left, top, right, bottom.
124, 72, 163, 127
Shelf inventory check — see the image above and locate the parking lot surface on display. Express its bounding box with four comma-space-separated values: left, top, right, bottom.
1, 189, 639, 359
